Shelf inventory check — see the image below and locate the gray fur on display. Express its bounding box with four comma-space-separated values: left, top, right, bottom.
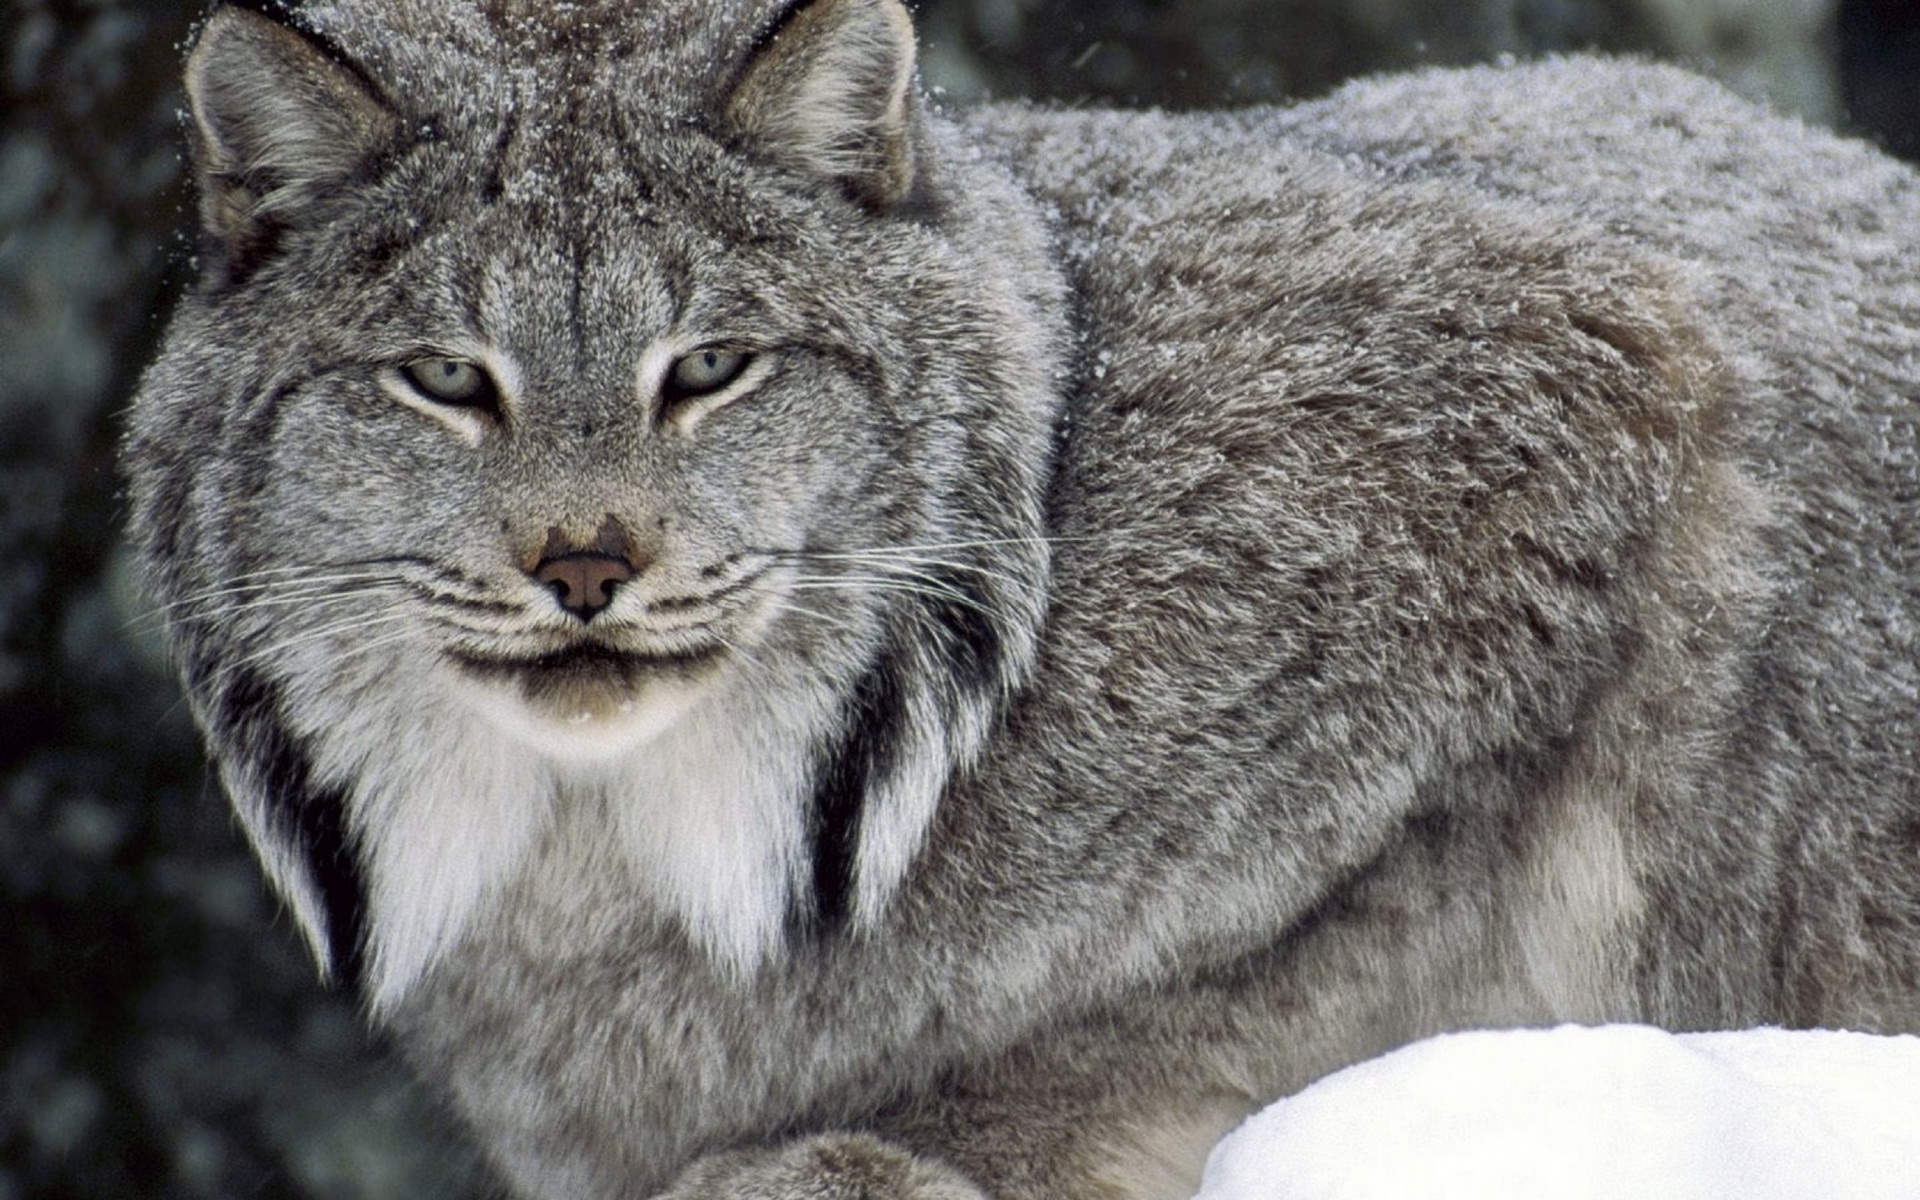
123, 1, 1920, 1196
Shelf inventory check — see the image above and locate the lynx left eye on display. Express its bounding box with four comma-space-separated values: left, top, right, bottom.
402, 358, 499, 409
665, 347, 752, 401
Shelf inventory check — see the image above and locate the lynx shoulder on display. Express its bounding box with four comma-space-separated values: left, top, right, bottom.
124, 1, 1920, 1196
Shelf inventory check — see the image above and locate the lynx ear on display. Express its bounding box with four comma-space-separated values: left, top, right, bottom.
724, 0, 921, 208
184, 6, 400, 248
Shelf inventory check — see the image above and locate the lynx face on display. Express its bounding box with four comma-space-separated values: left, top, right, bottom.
243, 136, 905, 759
128, 0, 1065, 1009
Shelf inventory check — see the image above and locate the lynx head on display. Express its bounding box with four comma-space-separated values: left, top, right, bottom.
126, 0, 1065, 1012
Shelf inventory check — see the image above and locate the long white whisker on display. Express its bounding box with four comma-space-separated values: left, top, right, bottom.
202, 625, 429, 715
152, 554, 502, 606
773, 543, 1055, 597
199, 607, 421, 694
759, 594, 868, 636
134, 571, 410, 625
149, 592, 404, 644
798, 553, 1043, 603
233, 609, 419, 670
785, 576, 1009, 620
804, 536, 1068, 554
796, 564, 977, 608
199, 580, 403, 614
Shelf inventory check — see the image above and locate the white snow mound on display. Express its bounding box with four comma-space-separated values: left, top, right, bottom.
1195, 1024, 1920, 1200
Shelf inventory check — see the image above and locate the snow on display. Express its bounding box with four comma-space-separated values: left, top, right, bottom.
1196, 1025, 1920, 1200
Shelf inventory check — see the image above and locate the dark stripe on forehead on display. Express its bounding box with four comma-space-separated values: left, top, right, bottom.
213, 663, 368, 996
221, 380, 298, 553
480, 102, 519, 206
233, 378, 295, 451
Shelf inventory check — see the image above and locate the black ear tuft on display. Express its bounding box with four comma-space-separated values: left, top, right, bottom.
184, 6, 401, 252
723, 0, 922, 209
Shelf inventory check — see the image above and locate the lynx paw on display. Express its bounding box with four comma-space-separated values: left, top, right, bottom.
656, 1134, 988, 1200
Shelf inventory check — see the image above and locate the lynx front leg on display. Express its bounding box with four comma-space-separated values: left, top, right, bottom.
654, 1134, 988, 1200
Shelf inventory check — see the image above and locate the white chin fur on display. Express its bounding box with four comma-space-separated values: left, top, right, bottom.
451, 667, 713, 761
312, 656, 842, 1014
597, 679, 825, 977
299, 669, 557, 1016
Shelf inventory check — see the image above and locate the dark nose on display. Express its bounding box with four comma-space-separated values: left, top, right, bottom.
532, 553, 635, 621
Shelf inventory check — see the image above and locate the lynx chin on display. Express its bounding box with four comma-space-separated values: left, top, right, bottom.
125, 0, 1920, 1196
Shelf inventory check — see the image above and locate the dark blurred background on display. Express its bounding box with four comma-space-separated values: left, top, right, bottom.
3, 0, 1916, 1196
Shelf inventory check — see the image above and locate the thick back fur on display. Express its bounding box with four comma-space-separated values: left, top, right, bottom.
125, 1, 1920, 1196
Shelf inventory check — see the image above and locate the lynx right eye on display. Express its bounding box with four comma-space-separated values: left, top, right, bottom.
401, 358, 499, 409
664, 346, 753, 402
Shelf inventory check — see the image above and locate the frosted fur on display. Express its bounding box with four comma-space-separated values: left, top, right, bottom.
183, 9, 399, 245
125, 1, 1919, 1197
726, 0, 920, 204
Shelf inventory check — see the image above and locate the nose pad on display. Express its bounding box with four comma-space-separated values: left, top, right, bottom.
532, 553, 635, 621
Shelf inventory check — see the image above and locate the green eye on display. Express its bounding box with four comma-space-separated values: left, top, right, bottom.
665, 346, 752, 401
402, 358, 498, 409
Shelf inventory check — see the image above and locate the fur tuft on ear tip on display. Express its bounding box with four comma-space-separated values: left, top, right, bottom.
184, 6, 399, 250
724, 0, 922, 209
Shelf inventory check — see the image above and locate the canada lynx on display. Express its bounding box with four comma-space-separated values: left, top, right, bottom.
125, 0, 1920, 1196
